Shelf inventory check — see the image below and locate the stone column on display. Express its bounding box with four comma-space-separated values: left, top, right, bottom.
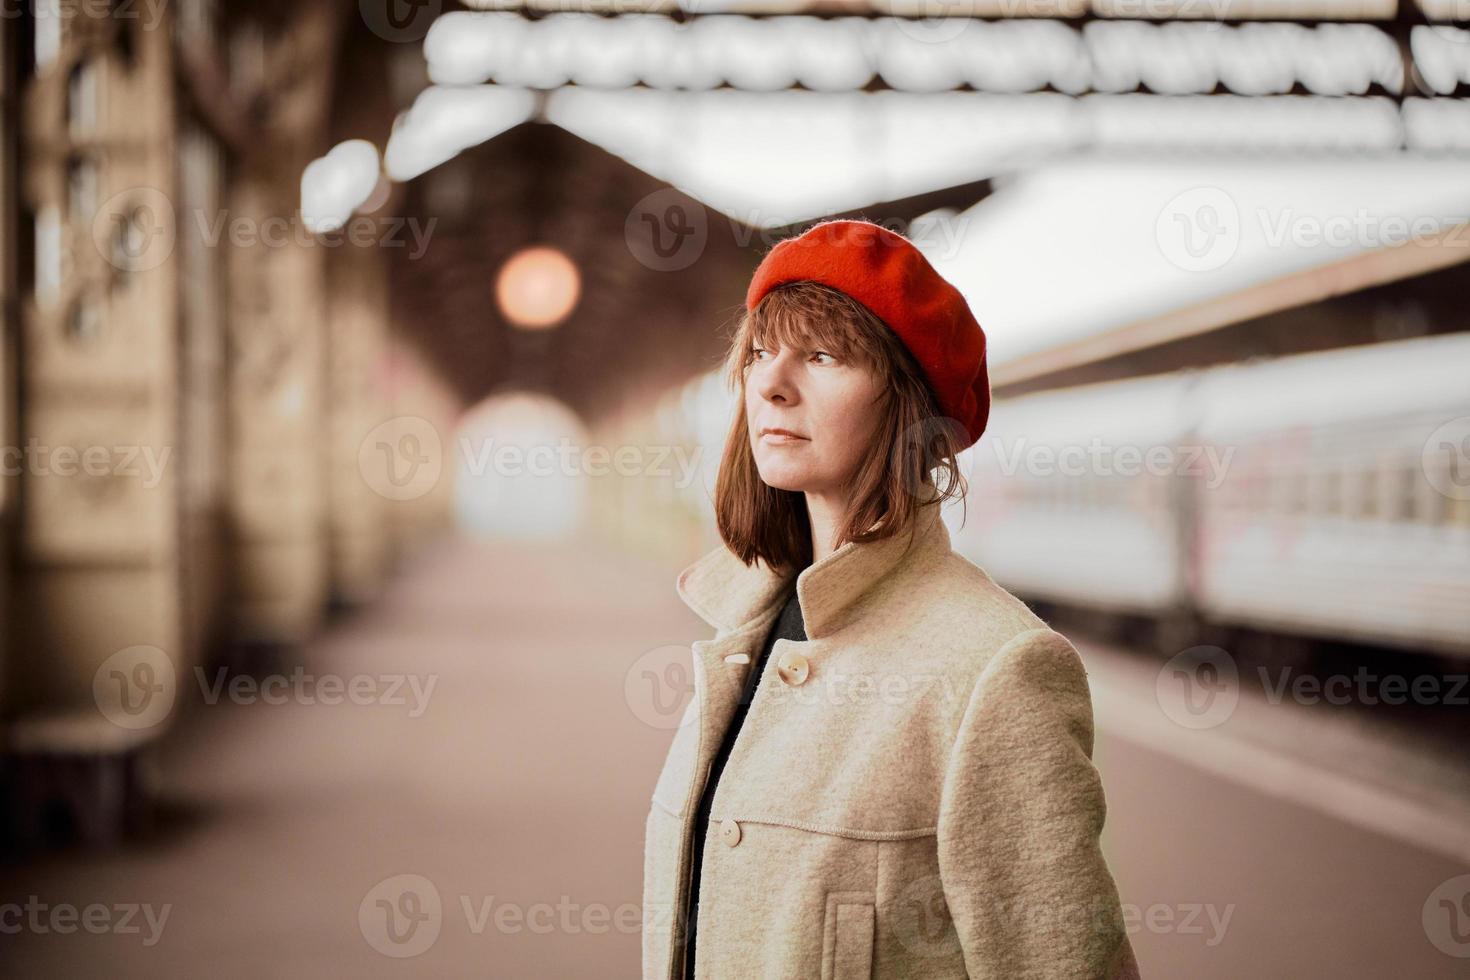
223, 173, 327, 656
11, 2, 181, 723
325, 235, 391, 606
4, 4, 180, 848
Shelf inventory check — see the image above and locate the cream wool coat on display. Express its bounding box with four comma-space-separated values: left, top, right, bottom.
642, 495, 1142, 980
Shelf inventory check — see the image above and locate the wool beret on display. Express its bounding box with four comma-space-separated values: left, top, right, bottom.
744, 219, 990, 451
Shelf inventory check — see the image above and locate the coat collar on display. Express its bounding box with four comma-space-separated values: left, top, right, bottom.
675, 486, 951, 640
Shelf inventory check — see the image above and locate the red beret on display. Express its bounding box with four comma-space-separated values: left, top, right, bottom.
744, 219, 990, 451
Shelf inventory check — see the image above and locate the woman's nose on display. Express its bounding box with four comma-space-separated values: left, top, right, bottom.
757, 351, 800, 403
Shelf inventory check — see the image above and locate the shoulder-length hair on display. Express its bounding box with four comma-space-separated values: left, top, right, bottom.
713, 280, 970, 574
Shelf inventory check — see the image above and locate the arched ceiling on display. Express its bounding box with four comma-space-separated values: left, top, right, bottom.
387, 121, 761, 422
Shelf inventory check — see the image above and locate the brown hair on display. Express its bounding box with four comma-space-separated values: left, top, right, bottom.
713, 280, 970, 574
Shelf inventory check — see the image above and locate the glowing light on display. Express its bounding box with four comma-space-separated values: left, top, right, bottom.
495, 246, 581, 330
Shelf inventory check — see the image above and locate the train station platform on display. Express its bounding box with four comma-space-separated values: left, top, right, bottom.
0, 531, 1464, 977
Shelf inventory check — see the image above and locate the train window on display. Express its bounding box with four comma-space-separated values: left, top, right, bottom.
1420, 466, 1447, 525
1268, 471, 1284, 513
1324, 470, 1342, 517
1453, 492, 1470, 529
1304, 469, 1325, 515
1369, 466, 1384, 520
1432, 457, 1469, 527
1372, 459, 1399, 521
1266, 469, 1287, 513
1402, 466, 1421, 522
1390, 465, 1414, 521
1359, 468, 1376, 519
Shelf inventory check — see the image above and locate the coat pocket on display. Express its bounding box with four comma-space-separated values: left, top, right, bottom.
821, 890, 875, 980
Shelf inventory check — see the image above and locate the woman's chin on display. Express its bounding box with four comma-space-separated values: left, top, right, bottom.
755, 466, 814, 493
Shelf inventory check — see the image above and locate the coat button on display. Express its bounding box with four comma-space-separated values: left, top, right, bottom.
776, 650, 810, 686
720, 818, 741, 847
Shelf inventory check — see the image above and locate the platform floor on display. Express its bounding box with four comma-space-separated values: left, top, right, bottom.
1, 531, 1465, 977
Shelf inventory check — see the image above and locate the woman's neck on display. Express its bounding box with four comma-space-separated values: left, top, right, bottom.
803, 489, 847, 565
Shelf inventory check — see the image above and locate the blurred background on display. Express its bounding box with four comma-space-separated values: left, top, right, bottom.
0, 0, 1468, 976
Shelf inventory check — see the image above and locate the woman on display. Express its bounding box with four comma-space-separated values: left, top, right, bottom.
643, 219, 1141, 979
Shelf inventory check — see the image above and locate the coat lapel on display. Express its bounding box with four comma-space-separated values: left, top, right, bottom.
672, 488, 952, 788
674, 484, 949, 641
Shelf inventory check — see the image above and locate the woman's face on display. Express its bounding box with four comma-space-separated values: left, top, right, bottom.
744, 335, 887, 495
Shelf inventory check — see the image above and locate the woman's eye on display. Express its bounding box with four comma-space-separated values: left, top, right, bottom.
750, 347, 769, 361
811, 350, 836, 364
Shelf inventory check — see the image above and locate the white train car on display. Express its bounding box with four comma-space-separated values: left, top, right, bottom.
949, 370, 1200, 616
1190, 332, 1470, 657
951, 331, 1470, 657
